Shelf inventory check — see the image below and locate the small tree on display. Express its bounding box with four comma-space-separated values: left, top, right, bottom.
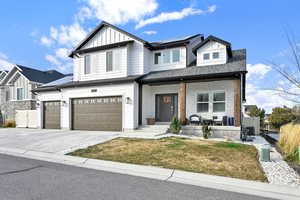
269, 106, 296, 129
170, 117, 181, 134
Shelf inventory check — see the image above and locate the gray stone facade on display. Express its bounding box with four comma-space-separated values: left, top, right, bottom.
0, 100, 36, 125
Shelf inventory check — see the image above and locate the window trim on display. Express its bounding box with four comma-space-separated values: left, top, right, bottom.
196, 92, 209, 113
16, 87, 24, 101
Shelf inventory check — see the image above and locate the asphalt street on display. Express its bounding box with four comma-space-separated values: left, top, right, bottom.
0, 154, 276, 200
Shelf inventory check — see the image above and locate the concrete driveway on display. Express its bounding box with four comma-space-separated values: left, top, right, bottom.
0, 128, 120, 154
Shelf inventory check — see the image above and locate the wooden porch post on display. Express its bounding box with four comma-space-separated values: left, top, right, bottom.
234, 79, 241, 126
179, 82, 186, 124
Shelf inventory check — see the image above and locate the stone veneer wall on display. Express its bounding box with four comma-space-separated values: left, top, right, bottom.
0, 100, 36, 125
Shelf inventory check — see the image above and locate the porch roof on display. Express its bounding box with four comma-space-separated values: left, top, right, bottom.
140, 49, 246, 84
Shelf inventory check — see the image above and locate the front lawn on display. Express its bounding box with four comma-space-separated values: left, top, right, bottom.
68, 137, 267, 182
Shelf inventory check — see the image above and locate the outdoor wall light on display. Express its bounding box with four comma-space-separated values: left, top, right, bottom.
61, 100, 67, 106
125, 97, 132, 104
36, 102, 40, 107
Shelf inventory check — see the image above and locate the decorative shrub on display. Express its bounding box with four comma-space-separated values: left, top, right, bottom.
3, 120, 16, 128
279, 122, 300, 162
202, 125, 212, 139
170, 117, 181, 134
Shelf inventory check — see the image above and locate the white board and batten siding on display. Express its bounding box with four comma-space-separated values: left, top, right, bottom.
73, 26, 145, 81
196, 41, 227, 66
9, 74, 37, 100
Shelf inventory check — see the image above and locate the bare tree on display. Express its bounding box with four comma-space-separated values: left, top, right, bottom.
268, 30, 300, 104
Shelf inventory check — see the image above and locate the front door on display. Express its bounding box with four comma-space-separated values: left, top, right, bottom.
155, 94, 178, 122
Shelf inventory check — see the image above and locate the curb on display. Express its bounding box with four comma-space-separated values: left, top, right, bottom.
0, 147, 300, 200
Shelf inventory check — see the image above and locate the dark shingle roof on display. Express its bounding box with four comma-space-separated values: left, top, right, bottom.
192, 35, 232, 55
17, 65, 65, 84
140, 49, 246, 83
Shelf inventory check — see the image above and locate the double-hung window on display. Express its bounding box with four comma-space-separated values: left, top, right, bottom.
213, 92, 225, 112
172, 49, 180, 63
213, 52, 219, 59
17, 88, 24, 100
106, 51, 113, 72
84, 55, 91, 74
197, 93, 209, 113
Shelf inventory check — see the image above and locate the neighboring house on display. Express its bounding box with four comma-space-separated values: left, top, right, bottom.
0, 65, 65, 124
33, 21, 246, 132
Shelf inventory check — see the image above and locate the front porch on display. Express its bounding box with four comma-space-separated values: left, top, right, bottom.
140, 79, 242, 128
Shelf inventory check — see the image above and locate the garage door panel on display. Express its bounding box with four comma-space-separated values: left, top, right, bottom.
72, 96, 122, 131
43, 101, 61, 129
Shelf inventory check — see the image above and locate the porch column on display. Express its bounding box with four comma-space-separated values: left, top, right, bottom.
234, 79, 241, 126
179, 82, 186, 124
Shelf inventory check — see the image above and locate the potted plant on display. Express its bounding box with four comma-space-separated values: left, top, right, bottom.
202, 125, 212, 139
170, 117, 182, 134
146, 118, 156, 125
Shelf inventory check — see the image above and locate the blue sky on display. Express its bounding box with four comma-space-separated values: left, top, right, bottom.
0, 0, 299, 112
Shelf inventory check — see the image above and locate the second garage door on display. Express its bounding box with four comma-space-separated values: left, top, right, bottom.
72, 96, 122, 131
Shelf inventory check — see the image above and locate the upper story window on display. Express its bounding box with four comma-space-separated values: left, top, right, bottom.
5, 90, 10, 102
154, 52, 162, 65
17, 88, 24, 100
203, 53, 210, 60
172, 49, 180, 63
197, 93, 209, 113
213, 52, 220, 59
213, 92, 225, 112
163, 51, 171, 64
154, 49, 181, 65
106, 51, 113, 72
84, 55, 91, 74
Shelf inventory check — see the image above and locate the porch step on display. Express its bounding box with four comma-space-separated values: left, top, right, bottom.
181, 126, 202, 136
136, 125, 170, 134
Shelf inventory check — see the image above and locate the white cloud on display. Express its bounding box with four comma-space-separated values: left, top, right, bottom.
0, 52, 15, 71
142, 30, 157, 35
135, 5, 216, 29
55, 48, 69, 60
45, 55, 61, 66
40, 36, 53, 47
247, 63, 271, 79
78, 0, 158, 24
0, 52, 8, 60
49, 23, 87, 47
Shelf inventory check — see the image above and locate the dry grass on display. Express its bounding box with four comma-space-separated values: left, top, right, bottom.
69, 137, 267, 182
279, 123, 300, 164
2, 119, 16, 128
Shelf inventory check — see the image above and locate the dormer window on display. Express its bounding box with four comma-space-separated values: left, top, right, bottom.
203, 53, 210, 60
154, 49, 181, 65
213, 52, 219, 59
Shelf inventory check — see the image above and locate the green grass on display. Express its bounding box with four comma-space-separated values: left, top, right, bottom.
68, 137, 267, 182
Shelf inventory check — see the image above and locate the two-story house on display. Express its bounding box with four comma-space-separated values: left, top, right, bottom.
0, 65, 65, 124
33, 21, 246, 133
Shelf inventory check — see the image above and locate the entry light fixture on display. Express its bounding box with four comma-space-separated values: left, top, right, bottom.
125, 97, 132, 104
36, 101, 40, 107
61, 100, 67, 106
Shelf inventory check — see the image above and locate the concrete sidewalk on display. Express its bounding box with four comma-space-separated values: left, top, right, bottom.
0, 146, 299, 200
